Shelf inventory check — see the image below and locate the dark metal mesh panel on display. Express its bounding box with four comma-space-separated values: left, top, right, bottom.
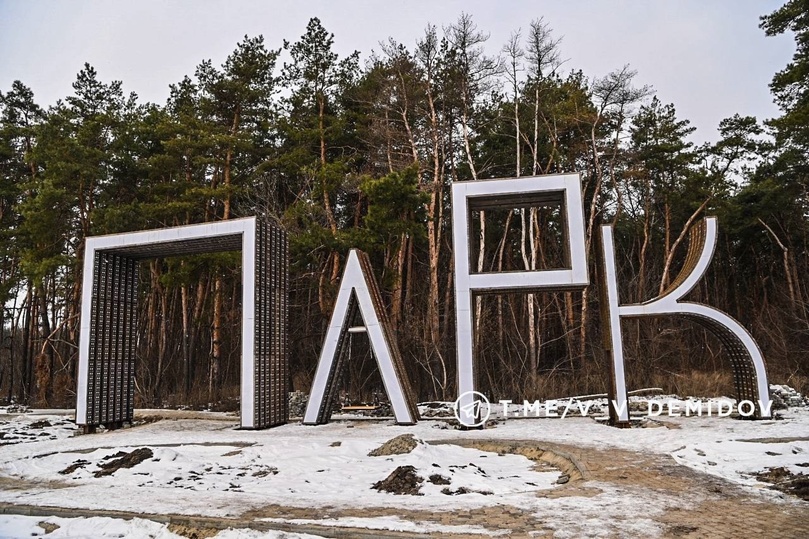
689, 314, 765, 417
87, 253, 138, 427
252, 221, 289, 429
104, 235, 242, 259
357, 251, 420, 423
656, 220, 707, 301
314, 296, 358, 424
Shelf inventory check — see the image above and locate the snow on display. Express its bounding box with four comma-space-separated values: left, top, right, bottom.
0, 413, 78, 446
0, 417, 562, 517
261, 516, 510, 536
0, 515, 326, 538
1, 393, 808, 537
529, 482, 689, 538
0, 515, 180, 539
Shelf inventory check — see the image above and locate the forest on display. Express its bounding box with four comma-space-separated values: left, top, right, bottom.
0, 2, 807, 410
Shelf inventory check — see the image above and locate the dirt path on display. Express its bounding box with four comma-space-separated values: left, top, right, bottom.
1, 438, 806, 538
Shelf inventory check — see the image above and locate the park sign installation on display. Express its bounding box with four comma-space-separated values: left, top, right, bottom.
74, 173, 771, 432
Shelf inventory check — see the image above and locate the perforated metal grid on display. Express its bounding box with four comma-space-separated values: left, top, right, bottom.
689, 313, 764, 415
253, 220, 289, 428
104, 235, 242, 259
87, 253, 138, 425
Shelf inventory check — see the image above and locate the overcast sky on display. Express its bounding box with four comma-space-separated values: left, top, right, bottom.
0, 1, 796, 144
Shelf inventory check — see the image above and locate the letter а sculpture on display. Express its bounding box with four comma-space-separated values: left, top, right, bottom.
304, 249, 420, 425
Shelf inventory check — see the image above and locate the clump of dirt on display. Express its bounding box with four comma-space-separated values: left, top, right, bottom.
428, 474, 451, 485
441, 486, 492, 495
368, 434, 419, 457
668, 524, 700, 536
755, 466, 809, 501
94, 447, 153, 477
372, 465, 423, 495
59, 460, 90, 475
167, 523, 219, 538
37, 521, 60, 534
252, 466, 278, 477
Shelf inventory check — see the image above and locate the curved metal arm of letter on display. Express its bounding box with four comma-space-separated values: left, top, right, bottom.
601, 217, 771, 423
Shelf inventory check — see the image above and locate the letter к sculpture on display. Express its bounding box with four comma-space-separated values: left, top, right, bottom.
600, 217, 771, 424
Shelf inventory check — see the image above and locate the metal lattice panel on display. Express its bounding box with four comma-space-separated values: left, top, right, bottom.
77, 217, 288, 431
87, 253, 138, 426
314, 294, 359, 423
253, 221, 289, 428
357, 252, 420, 422
104, 235, 243, 259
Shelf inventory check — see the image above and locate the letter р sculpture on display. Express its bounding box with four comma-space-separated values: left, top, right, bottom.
75, 217, 288, 432
452, 174, 590, 427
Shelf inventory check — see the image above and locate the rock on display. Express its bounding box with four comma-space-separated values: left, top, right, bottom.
371, 465, 423, 495
368, 434, 419, 457
330, 441, 342, 447
37, 522, 60, 534
668, 525, 699, 537
5, 404, 30, 414
167, 523, 219, 538
441, 486, 492, 495
419, 402, 453, 418
370, 403, 392, 417
428, 474, 451, 485
556, 473, 570, 485
60, 460, 90, 475
755, 466, 809, 501
770, 384, 808, 408
94, 448, 153, 477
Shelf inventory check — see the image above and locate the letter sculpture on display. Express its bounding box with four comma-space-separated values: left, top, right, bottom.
304, 249, 420, 425
452, 175, 590, 427
76, 217, 288, 431
75, 173, 772, 433
600, 217, 771, 422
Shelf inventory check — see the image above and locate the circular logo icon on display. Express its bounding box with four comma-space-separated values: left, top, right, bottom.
453, 391, 491, 427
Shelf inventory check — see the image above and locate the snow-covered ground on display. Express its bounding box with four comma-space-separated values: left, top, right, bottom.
1, 393, 808, 538
0, 514, 325, 538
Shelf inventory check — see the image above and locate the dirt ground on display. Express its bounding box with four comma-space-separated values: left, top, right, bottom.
2, 435, 807, 538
